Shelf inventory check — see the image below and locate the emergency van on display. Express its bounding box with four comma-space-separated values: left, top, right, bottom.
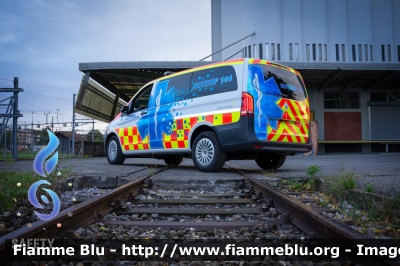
105, 58, 311, 172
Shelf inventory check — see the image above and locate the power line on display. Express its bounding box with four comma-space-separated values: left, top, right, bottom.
24, 91, 72, 101
19, 100, 52, 112
0, 77, 13, 82
0, 83, 12, 87
0, 83, 13, 88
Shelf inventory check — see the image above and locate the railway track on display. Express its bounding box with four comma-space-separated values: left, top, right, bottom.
1, 163, 399, 265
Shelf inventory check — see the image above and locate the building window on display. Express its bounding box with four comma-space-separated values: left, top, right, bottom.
358, 44, 362, 61
265, 43, 269, 60
381, 45, 385, 61
335, 44, 339, 61
365, 44, 368, 61
312, 44, 316, 60
318, 44, 322, 61
259, 43, 263, 60
352, 45, 356, 61
324, 91, 360, 109
271, 43, 275, 60
277, 43, 281, 60
306, 44, 310, 61
295, 43, 299, 61
398, 45, 400, 62
324, 44, 327, 61
370, 45, 373, 61
289, 43, 293, 60
248, 45, 251, 58
388, 44, 391, 61
342, 44, 346, 62
370, 91, 400, 102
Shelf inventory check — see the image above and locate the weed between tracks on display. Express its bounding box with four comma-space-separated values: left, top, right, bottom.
322, 163, 400, 238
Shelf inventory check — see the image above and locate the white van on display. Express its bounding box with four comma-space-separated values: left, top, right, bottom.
104, 58, 311, 172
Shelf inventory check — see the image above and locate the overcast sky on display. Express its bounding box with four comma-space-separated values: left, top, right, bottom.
0, 0, 211, 133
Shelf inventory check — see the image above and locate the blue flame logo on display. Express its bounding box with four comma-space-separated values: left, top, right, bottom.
28, 180, 61, 220
29, 130, 61, 221
33, 130, 59, 177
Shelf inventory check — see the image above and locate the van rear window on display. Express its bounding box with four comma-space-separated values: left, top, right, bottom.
257, 64, 307, 101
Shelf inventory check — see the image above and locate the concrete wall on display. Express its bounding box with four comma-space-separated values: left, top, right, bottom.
211, 0, 400, 63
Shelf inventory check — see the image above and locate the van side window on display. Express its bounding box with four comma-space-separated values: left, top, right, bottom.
190, 66, 238, 98
129, 85, 153, 113
160, 73, 192, 105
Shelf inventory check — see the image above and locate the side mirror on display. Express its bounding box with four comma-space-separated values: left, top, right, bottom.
121, 106, 129, 113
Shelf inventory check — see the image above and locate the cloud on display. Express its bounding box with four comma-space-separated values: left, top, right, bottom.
0, 31, 17, 44
0, 0, 211, 132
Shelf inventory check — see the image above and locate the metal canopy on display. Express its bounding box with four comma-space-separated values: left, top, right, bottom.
78, 60, 400, 122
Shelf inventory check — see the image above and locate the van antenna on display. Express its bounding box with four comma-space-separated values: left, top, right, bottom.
164, 71, 175, 76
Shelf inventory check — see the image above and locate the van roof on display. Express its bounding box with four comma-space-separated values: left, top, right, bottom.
141, 58, 303, 88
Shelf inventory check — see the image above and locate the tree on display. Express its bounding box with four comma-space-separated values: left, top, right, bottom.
85, 129, 104, 142
37, 127, 52, 145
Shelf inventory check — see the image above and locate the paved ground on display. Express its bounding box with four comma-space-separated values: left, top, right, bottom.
1, 154, 399, 196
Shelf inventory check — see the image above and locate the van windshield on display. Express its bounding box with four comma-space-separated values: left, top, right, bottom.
256, 64, 307, 101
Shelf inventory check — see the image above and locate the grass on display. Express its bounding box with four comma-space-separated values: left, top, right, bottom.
147, 164, 158, 176
288, 179, 303, 191
286, 178, 315, 191
261, 169, 280, 178
324, 164, 357, 198
0, 150, 38, 161
322, 163, 400, 238
0, 166, 73, 212
306, 165, 321, 179
363, 182, 374, 193
0, 150, 95, 161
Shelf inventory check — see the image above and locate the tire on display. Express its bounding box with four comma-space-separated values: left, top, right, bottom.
192, 131, 227, 172
255, 155, 286, 170
164, 156, 183, 166
107, 135, 125, 165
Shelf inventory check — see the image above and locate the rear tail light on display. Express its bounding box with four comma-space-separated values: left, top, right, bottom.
241, 92, 254, 116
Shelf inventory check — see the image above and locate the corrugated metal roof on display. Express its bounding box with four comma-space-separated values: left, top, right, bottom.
80, 60, 400, 71
79, 61, 219, 71
55, 131, 87, 141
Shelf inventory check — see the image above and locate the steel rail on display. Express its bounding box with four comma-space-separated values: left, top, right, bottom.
0, 168, 164, 261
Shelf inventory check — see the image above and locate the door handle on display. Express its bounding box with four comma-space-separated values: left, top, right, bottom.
141, 111, 148, 115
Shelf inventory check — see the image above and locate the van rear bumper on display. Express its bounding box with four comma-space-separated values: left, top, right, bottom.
214, 116, 312, 156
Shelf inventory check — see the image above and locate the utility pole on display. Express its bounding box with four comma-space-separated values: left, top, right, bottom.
56, 109, 60, 123
44, 112, 50, 125
3, 128, 6, 159
12, 77, 19, 159
72, 94, 76, 156
51, 116, 54, 132
31, 111, 34, 158
92, 121, 94, 142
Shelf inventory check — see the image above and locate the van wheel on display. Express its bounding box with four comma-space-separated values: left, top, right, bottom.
107, 136, 125, 165
192, 131, 226, 172
255, 155, 286, 170
164, 156, 183, 166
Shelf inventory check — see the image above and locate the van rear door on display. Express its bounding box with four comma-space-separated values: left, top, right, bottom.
248, 62, 309, 143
